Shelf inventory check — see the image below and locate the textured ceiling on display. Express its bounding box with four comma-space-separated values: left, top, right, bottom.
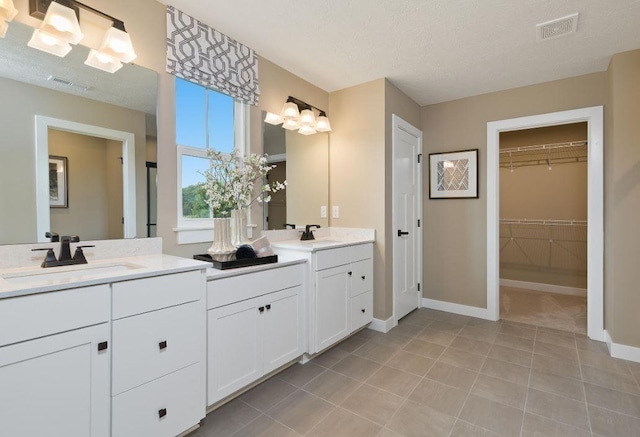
159, 0, 640, 105
0, 22, 156, 115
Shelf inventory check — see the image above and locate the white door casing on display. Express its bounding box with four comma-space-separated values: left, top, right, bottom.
486, 106, 604, 341
392, 115, 423, 323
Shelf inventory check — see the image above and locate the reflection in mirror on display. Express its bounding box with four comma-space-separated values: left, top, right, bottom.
0, 21, 157, 245
262, 112, 329, 230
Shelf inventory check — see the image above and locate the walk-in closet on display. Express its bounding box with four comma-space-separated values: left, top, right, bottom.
499, 123, 588, 333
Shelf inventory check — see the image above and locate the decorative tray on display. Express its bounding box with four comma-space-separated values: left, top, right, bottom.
193, 254, 278, 270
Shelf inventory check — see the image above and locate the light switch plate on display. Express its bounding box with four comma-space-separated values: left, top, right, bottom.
332, 206, 340, 218
320, 206, 327, 218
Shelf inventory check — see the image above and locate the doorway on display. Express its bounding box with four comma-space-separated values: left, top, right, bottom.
487, 106, 604, 341
392, 114, 423, 324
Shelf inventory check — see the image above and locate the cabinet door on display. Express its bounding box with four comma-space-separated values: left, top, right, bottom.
207, 299, 262, 405
315, 265, 350, 353
0, 324, 110, 437
263, 286, 303, 373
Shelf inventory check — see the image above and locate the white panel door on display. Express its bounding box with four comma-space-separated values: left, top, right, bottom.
315, 265, 350, 352
0, 324, 110, 437
393, 115, 423, 321
263, 286, 303, 373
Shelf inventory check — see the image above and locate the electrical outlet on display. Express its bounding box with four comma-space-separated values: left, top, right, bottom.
320, 206, 327, 218
332, 206, 340, 218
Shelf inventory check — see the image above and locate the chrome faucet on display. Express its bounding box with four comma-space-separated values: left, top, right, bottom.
300, 225, 321, 241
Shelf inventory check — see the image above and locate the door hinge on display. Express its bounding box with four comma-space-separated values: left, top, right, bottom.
417, 219, 421, 227
417, 154, 422, 163
417, 283, 421, 291
121, 217, 124, 224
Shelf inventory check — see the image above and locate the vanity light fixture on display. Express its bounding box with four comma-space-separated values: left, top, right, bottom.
0, 0, 18, 38
264, 96, 332, 135
28, 0, 137, 73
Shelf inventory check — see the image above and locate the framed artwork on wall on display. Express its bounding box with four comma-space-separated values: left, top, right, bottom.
49, 155, 68, 208
429, 149, 478, 199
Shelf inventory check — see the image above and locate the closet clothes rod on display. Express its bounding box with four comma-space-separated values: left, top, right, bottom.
500, 219, 587, 226
499, 140, 587, 155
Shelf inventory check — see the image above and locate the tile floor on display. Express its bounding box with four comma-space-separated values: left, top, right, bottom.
191, 308, 640, 437
500, 286, 587, 334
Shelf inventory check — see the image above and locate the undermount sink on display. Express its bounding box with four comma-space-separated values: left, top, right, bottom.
1, 262, 143, 285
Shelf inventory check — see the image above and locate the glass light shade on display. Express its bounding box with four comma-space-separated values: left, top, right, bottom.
85, 49, 123, 73
282, 118, 300, 130
316, 115, 332, 132
27, 29, 72, 57
264, 111, 283, 125
299, 109, 316, 126
96, 27, 137, 63
298, 125, 317, 136
38, 1, 83, 45
0, 0, 18, 22
280, 101, 300, 120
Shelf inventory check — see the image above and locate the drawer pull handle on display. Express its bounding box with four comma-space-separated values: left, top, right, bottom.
361, 275, 366, 280
97, 341, 108, 351
259, 306, 265, 313
159, 341, 167, 350
348, 271, 353, 276
266, 304, 271, 310
158, 408, 167, 419
361, 308, 366, 313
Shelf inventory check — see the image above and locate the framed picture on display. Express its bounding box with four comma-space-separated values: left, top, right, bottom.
49, 156, 68, 208
429, 149, 478, 199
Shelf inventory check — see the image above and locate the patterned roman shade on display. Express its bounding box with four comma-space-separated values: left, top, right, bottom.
166, 6, 260, 106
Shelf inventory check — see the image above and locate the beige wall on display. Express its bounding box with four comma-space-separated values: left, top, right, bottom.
605, 49, 640, 348
0, 76, 147, 244
421, 72, 607, 308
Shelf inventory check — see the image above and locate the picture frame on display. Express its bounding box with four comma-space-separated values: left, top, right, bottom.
49, 155, 68, 208
429, 149, 478, 199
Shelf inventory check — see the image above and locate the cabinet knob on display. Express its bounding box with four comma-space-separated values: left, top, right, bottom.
97, 341, 108, 351
361, 275, 366, 280
266, 304, 271, 311
348, 271, 353, 276
158, 408, 167, 419
361, 308, 366, 313
259, 306, 265, 313
159, 340, 167, 350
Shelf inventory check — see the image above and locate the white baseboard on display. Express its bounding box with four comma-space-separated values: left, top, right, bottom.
500, 279, 587, 297
368, 317, 395, 333
422, 298, 493, 321
604, 330, 640, 364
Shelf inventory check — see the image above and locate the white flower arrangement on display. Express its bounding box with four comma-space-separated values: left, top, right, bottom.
202, 149, 286, 217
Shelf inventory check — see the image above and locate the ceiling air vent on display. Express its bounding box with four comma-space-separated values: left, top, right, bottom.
536, 13, 579, 42
47, 76, 91, 91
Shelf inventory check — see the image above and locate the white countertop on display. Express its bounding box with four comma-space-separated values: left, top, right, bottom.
271, 237, 375, 252
0, 254, 209, 299
206, 257, 307, 280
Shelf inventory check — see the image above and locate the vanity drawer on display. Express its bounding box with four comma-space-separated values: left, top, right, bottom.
0, 285, 110, 347
350, 243, 373, 263
112, 362, 203, 437
112, 270, 203, 319
351, 291, 373, 332
350, 258, 373, 297
207, 264, 303, 309
315, 247, 350, 271
112, 301, 201, 395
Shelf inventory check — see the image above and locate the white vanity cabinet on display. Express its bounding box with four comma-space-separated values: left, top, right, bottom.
0, 285, 111, 437
110, 271, 206, 437
206, 263, 304, 406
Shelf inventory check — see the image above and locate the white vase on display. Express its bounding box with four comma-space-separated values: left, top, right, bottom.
230, 209, 249, 247
208, 218, 236, 261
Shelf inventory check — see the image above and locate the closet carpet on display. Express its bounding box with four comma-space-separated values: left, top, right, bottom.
500, 286, 587, 335
190, 308, 639, 437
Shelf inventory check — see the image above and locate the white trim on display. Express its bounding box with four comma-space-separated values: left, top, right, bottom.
173, 226, 213, 245
422, 298, 492, 320
391, 114, 423, 326
605, 330, 640, 364
35, 116, 136, 242
368, 317, 395, 333
499, 279, 587, 297
266, 153, 286, 163
487, 106, 604, 341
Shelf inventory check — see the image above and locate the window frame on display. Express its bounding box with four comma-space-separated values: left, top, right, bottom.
174, 83, 250, 245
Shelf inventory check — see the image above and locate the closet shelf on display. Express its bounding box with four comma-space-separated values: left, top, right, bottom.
500, 140, 587, 169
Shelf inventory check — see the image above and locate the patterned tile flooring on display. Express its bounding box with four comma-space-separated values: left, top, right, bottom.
192, 308, 640, 437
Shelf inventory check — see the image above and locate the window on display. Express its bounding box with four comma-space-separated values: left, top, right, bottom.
175, 78, 249, 243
